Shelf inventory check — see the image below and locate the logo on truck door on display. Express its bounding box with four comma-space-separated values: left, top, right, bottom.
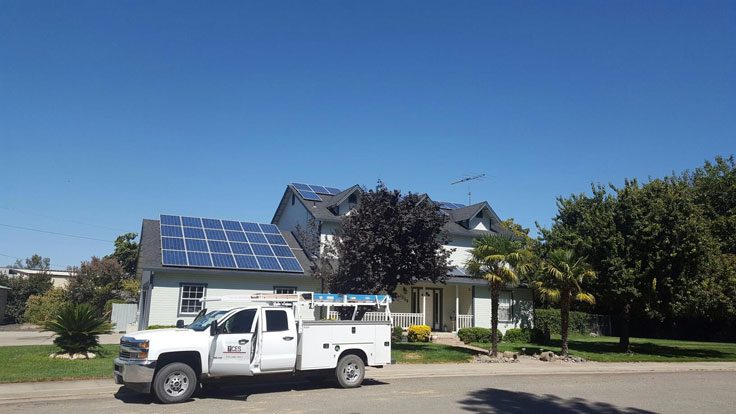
227, 345, 242, 353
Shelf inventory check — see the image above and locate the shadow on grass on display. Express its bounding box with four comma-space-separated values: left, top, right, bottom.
459, 388, 655, 413
503, 339, 732, 359
114, 377, 388, 405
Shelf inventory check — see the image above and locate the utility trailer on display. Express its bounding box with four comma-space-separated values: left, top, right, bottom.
114, 292, 392, 404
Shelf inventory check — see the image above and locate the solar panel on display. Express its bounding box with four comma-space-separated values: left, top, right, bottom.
290, 183, 342, 201
436, 201, 466, 210
159, 215, 303, 273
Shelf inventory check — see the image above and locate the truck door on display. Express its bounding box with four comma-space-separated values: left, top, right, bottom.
209, 308, 257, 376
258, 308, 297, 372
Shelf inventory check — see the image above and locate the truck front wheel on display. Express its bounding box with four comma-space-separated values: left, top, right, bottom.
152, 362, 197, 404
336, 354, 365, 388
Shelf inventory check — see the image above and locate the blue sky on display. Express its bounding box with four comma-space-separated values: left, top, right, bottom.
1, 1, 734, 268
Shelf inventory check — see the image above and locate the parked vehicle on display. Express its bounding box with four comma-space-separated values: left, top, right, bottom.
114, 293, 392, 404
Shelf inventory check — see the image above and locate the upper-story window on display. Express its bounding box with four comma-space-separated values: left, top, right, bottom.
348, 194, 358, 204
291, 194, 295, 205
477, 210, 484, 219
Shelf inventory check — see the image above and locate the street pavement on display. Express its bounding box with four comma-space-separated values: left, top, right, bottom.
1, 362, 735, 413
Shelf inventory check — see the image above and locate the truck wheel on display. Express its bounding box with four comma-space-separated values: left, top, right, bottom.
152, 362, 197, 404
336, 354, 365, 388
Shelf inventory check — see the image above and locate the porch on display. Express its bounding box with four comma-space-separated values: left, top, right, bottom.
361, 284, 475, 332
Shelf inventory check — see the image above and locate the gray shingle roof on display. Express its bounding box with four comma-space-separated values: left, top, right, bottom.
136, 219, 314, 277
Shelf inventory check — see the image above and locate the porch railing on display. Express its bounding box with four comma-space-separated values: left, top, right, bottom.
326, 311, 424, 328
456, 314, 473, 330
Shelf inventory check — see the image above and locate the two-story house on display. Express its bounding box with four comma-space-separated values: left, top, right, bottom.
134, 183, 533, 332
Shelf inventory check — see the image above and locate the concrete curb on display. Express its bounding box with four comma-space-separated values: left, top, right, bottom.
1, 362, 735, 405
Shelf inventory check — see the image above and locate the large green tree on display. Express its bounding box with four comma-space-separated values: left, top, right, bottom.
534, 249, 596, 356
106, 233, 139, 275
0, 254, 53, 323
466, 234, 531, 356
66, 257, 135, 312
330, 183, 452, 303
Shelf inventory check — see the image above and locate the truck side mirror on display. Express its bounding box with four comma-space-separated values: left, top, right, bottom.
176, 319, 185, 328
210, 320, 218, 336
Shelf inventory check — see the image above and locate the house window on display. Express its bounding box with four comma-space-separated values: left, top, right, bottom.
179, 284, 206, 315
477, 210, 484, 219
348, 194, 357, 203
498, 291, 512, 322
335, 205, 340, 215
274, 286, 297, 295
411, 288, 421, 313
292, 194, 295, 205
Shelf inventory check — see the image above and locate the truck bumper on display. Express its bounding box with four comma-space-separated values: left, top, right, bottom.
114, 358, 156, 394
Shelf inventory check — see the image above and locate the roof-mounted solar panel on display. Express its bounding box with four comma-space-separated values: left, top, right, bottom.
290, 183, 342, 200
437, 201, 466, 210
159, 215, 303, 273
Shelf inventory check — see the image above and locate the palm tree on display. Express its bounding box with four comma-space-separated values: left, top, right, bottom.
466, 235, 532, 356
43, 303, 113, 355
534, 249, 596, 356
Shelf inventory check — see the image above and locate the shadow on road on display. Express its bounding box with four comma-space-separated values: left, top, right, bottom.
114, 377, 388, 405
458, 388, 656, 414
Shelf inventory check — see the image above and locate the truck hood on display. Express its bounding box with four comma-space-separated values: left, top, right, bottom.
124, 328, 203, 341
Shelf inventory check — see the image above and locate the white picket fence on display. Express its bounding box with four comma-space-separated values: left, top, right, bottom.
456, 314, 473, 330
326, 311, 424, 328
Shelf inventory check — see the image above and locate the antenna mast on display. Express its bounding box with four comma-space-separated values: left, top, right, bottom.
451, 173, 485, 204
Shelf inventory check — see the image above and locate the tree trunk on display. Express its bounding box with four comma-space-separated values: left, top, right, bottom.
490, 284, 499, 357
560, 291, 571, 356
619, 303, 631, 353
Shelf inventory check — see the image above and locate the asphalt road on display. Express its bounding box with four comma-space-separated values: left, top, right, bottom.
3, 371, 734, 413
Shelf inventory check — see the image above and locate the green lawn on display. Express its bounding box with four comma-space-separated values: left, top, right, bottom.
391, 342, 477, 363
0, 345, 117, 383
471, 334, 736, 362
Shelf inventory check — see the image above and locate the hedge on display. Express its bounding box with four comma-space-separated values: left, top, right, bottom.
534, 308, 591, 335
457, 327, 502, 344
503, 328, 532, 343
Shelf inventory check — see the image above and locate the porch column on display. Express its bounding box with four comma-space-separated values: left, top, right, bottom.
454, 285, 459, 332
421, 287, 426, 326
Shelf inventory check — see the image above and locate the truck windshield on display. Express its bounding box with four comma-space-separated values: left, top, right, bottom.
188, 310, 229, 331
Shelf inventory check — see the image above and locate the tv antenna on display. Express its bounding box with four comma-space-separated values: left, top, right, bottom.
451, 173, 486, 204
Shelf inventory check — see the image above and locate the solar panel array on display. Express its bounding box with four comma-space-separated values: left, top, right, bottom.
291, 183, 341, 201
436, 201, 467, 210
159, 215, 303, 273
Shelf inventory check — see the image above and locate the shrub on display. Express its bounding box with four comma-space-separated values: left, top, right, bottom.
392, 326, 404, 342
42, 303, 113, 354
23, 288, 70, 325
407, 324, 431, 342
534, 308, 592, 335
457, 327, 502, 343
0, 272, 53, 324
503, 328, 532, 343
146, 325, 176, 330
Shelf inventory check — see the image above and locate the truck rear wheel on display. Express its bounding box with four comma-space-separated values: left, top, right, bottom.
152, 362, 197, 404
336, 354, 365, 388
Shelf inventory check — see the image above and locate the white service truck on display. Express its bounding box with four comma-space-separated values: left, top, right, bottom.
114, 293, 392, 404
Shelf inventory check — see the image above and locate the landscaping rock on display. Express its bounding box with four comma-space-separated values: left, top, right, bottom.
539, 351, 556, 362
502, 351, 518, 360
473, 354, 520, 364
49, 352, 97, 360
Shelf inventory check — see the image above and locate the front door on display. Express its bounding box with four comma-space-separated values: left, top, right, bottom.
209, 309, 257, 376
258, 308, 297, 372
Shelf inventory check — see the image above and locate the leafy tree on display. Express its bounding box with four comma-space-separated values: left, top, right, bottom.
0, 254, 53, 323
534, 249, 596, 356
23, 287, 70, 324
329, 183, 452, 306
106, 233, 139, 275
466, 234, 532, 356
43, 303, 113, 355
66, 257, 132, 312
12, 254, 51, 270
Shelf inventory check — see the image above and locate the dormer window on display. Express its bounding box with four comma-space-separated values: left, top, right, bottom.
348, 194, 358, 204
335, 205, 340, 215
477, 210, 484, 219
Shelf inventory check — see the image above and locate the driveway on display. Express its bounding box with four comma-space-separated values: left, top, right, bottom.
1, 370, 734, 413
0, 330, 123, 346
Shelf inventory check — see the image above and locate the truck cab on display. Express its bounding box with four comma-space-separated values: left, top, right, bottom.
114, 293, 392, 404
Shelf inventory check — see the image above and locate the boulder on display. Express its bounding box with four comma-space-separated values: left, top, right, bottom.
502, 351, 518, 360
539, 351, 556, 362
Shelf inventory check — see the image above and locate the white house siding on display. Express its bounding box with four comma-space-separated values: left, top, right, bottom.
274, 194, 311, 233
446, 236, 474, 269
145, 272, 321, 327
472, 286, 534, 333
